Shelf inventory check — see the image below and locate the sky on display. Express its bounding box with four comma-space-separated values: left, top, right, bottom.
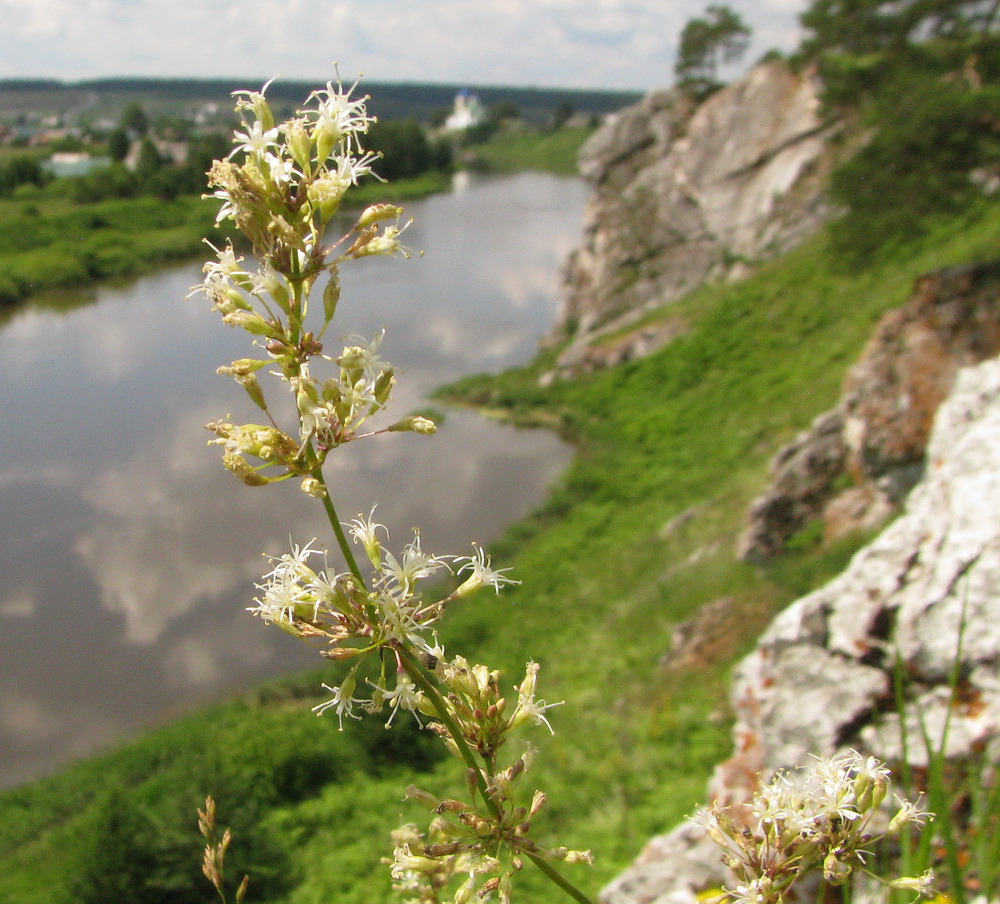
0, 0, 808, 91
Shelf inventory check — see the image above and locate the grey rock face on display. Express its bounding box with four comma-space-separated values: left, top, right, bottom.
551, 62, 837, 376
739, 260, 1000, 562
603, 356, 1000, 904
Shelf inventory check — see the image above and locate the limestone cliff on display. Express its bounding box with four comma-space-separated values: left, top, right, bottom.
550, 61, 839, 376
602, 355, 1000, 904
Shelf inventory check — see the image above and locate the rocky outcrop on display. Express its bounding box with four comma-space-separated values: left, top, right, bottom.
604, 355, 1000, 904
739, 260, 1000, 562
550, 61, 838, 376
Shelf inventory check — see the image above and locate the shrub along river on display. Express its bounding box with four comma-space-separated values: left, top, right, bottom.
0, 172, 588, 787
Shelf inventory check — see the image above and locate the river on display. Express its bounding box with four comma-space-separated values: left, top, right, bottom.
0, 171, 588, 787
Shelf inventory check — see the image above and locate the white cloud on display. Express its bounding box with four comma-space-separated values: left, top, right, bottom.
0, 0, 808, 89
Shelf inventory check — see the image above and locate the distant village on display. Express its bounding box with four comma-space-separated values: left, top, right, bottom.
0, 85, 599, 184
0, 93, 232, 182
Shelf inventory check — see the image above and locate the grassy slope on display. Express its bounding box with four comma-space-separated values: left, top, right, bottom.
0, 197, 998, 903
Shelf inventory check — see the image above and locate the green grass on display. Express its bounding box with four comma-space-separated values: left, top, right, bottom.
0, 197, 998, 903
469, 126, 596, 176
0, 193, 224, 302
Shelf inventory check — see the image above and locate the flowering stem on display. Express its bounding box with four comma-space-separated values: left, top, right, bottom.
524, 852, 596, 904
397, 648, 596, 904
311, 466, 365, 585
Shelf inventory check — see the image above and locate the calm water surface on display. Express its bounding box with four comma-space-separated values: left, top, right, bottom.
0, 172, 588, 787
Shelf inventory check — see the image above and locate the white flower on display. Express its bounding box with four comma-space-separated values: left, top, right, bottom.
305, 78, 375, 147
370, 673, 424, 727
381, 531, 448, 594
511, 661, 563, 734
730, 878, 770, 904
308, 153, 379, 207
888, 793, 931, 831
293, 370, 335, 443
339, 330, 388, 378
350, 218, 414, 259
889, 869, 935, 897
232, 75, 278, 123
453, 546, 518, 598
249, 538, 323, 623
390, 842, 437, 879
347, 505, 388, 567
229, 119, 281, 159
312, 672, 363, 729
373, 588, 424, 645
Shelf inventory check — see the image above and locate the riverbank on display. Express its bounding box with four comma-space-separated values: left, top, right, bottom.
465, 125, 596, 176
0, 170, 452, 306
0, 121, 597, 308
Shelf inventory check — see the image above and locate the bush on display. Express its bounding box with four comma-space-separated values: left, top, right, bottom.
71, 162, 140, 202
0, 155, 47, 197
366, 119, 440, 181
828, 62, 1000, 264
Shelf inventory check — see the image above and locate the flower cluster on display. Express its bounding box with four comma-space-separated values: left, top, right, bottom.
381, 656, 584, 904
194, 77, 425, 492
246, 512, 523, 724
250, 513, 514, 641
696, 750, 934, 904
391, 774, 592, 904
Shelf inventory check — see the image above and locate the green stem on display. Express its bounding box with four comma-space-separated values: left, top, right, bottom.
397, 647, 503, 822
311, 465, 365, 585
524, 852, 596, 904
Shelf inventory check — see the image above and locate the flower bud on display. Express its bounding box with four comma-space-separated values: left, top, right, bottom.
218, 358, 267, 377
356, 203, 403, 229
285, 118, 313, 174
223, 452, 269, 486
453, 876, 477, 904
388, 415, 437, 435
300, 477, 326, 498
404, 785, 441, 810
237, 373, 268, 411
823, 851, 851, 885
528, 790, 547, 817
313, 126, 336, 170
222, 309, 277, 337
465, 768, 479, 800
323, 274, 341, 324
319, 646, 364, 660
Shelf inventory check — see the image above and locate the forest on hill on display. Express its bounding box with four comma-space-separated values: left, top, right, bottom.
0, 76, 642, 125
